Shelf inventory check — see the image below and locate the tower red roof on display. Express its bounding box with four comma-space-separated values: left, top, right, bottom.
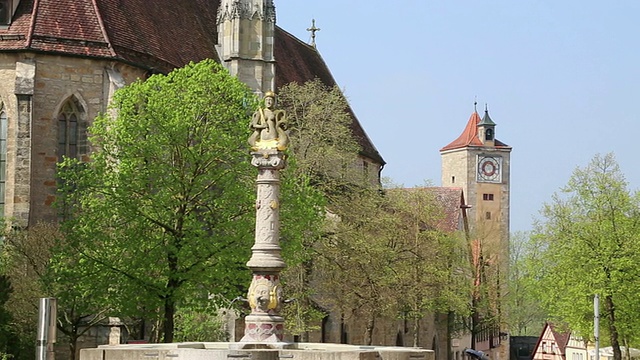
440, 111, 509, 152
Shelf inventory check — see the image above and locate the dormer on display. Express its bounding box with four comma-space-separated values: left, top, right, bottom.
0, 0, 20, 26
478, 106, 496, 147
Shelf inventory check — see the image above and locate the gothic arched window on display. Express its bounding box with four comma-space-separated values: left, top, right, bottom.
57, 97, 86, 162
0, 103, 7, 216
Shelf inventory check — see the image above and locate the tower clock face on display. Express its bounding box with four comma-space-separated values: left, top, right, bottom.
477, 156, 502, 183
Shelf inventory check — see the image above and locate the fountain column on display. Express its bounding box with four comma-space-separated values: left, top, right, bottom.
241, 91, 289, 343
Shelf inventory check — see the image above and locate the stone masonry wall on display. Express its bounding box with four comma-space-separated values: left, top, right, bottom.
0, 53, 146, 225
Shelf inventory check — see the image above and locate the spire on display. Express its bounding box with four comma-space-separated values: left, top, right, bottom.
307, 19, 320, 48
441, 104, 509, 152
478, 104, 496, 126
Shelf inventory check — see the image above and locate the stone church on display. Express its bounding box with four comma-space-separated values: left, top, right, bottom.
0, 0, 512, 359
0, 0, 384, 228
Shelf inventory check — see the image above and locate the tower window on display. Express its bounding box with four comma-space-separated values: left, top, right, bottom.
483, 193, 494, 201
451, 176, 455, 184
485, 211, 491, 220
485, 128, 494, 141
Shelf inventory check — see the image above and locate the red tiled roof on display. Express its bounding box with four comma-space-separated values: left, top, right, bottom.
391, 187, 466, 233
0, 0, 220, 72
94, 0, 220, 72
274, 27, 335, 89
0, 0, 382, 165
440, 111, 509, 152
548, 323, 571, 353
426, 186, 466, 233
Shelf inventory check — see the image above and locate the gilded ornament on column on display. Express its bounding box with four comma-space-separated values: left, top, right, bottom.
248, 91, 289, 151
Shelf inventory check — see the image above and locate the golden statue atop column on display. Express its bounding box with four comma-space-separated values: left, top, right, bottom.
249, 91, 289, 151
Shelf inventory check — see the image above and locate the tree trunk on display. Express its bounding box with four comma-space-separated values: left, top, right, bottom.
471, 299, 479, 349
163, 295, 175, 343
364, 313, 375, 346
413, 314, 420, 347
604, 295, 621, 360
69, 335, 78, 360
164, 240, 181, 343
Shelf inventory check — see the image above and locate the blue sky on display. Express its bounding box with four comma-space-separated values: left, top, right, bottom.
275, 1, 640, 233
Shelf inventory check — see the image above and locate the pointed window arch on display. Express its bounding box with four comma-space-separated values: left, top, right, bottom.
0, 103, 6, 216
57, 96, 87, 162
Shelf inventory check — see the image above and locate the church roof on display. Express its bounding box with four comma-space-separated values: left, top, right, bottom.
440, 110, 510, 152
275, 28, 384, 164
0, 0, 220, 72
0, 0, 383, 164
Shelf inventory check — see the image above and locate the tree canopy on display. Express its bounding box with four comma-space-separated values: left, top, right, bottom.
55, 60, 323, 343
532, 153, 640, 359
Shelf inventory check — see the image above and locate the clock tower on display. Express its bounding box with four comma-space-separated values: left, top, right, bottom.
440, 105, 511, 253
440, 105, 512, 357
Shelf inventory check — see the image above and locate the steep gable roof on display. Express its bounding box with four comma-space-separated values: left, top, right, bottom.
532, 322, 572, 358
440, 110, 510, 152
274, 27, 384, 165
95, 0, 220, 72
429, 187, 466, 233
0, 0, 383, 165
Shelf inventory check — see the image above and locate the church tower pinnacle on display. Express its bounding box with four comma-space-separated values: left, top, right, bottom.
477, 104, 496, 147
217, 0, 276, 95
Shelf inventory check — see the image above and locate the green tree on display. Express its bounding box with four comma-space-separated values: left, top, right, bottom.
277, 79, 368, 201
533, 153, 640, 359
55, 60, 322, 343
313, 188, 402, 345
276, 80, 471, 346
276, 79, 366, 340
504, 231, 546, 336
0, 274, 15, 359
386, 186, 471, 348
0, 223, 110, 360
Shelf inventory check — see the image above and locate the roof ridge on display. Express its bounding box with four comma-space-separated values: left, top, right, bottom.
275, 25, 319, 52
90, 0, 115, 57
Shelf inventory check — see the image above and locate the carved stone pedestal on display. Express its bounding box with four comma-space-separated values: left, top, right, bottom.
241, 150, 286, 343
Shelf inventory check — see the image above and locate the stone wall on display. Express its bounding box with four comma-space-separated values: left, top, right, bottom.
0, 53, 146, 225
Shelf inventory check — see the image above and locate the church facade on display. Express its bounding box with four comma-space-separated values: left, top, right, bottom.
0, 0, 384, 227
